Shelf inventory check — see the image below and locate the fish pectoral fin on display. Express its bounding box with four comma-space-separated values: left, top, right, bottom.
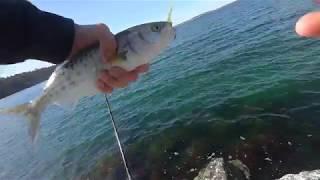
109, 50, 127, 66
111, 57, 126, 66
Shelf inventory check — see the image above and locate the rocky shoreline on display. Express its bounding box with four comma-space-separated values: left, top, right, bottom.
195, 157, 320, 180
0, 66, 55, 99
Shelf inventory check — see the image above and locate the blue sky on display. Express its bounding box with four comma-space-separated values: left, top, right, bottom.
0, 0, 235, 77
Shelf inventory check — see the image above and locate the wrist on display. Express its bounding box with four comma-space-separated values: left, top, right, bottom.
68, 24, 80, 59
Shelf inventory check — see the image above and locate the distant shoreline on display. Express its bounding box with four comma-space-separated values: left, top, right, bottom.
0, 66, 55, 99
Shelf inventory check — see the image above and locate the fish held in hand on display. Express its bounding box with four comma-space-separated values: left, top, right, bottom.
0, 22, 176, 142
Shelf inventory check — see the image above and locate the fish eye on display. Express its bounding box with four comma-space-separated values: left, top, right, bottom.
151, 24, 161, 32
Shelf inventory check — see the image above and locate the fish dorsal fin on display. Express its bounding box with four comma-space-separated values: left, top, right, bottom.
167, 6, 173, 24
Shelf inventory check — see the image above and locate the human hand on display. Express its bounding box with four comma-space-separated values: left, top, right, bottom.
296, 12, 320, 37
68, 23, 149, 93
97, 64, 149, 93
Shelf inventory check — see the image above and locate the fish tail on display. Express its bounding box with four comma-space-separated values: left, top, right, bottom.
0, 98, 46, 143
0, 103, 30, 114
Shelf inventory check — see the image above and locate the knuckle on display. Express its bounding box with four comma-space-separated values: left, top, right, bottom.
105, 77, 118, 88
98, 23, 110, 31
97, 81, 110, 93
102, 84, 113, 93
100, 72, 110, 81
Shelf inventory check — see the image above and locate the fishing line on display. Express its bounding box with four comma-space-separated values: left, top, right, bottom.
104, 94, 132, 180
102, 6, 174, 180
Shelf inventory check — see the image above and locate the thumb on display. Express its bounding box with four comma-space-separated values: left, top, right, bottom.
296, 12, 320, 37
96, 24, 117, 63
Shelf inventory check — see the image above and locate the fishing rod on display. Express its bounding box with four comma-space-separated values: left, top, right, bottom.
104, 94, 132, 180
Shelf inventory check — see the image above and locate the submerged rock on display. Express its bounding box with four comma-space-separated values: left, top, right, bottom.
194, 158, 227, 180
278, 170, 320, 180
194, 158, 250, 180
228, 159, 250, 180
195, 157, 320, 180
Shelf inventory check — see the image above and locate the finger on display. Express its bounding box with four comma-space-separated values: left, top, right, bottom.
126, 72, 139, 81
109, 67, 139, 82
109, 67, 128, 77
96, 24, 117, 63
99, 70, 128, 88
134, 64, 149, 73
109, 68, 139, 82
118, 71, 139, 82
96, 79, 113, 93
296, 12, 320, 37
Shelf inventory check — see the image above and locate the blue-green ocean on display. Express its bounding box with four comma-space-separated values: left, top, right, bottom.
1, 0, 320, 179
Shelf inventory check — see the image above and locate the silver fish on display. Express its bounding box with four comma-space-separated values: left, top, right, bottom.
1, 21, 176, 141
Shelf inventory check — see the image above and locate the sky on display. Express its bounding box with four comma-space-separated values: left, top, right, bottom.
0, 0, 235, 78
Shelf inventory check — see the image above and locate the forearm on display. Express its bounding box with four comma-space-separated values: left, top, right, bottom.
0, 0, 75, 64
